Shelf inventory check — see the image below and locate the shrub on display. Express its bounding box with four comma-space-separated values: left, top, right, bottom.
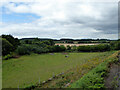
67, 45, 71, 50
71, 45, 77, 52
59, 45, 66, 51
3, 54, 13, 60
110, 41, 120, 50
53, 45, 66, 52
16, 45, 31, 55
77, 44, 110, 52
16, 44, 50, 55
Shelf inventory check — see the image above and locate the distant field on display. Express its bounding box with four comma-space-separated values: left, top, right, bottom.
55, 43, 100, 47
3, 52, 114, 88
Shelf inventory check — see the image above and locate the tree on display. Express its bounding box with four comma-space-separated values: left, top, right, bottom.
16, 44, 31, 55
67, 45, 71, 50
25, 40, 32, 44
2, 34, 20, 50
52, 45, 66, 52
110, 41, 120, 50
2, 38, 14, 56
71, 45, 77, 51
48, 40, 55, 46
59, 45, 66, 51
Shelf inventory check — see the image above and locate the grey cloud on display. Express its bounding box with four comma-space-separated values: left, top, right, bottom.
0, 1, 118, 39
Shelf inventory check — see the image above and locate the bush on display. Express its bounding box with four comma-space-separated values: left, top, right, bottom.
77, 44, 110, 52
16, 45, 31, 55
16, 44, 50, 55
71, 45, 77, 52
33, 47, 49, 54
110, 41, 120, 50
66, 45, 71, 51
3, 54, 13, 60
59, 45, 66, 51
53, 45, 66, 52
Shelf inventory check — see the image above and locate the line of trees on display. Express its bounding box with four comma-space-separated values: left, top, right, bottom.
1, 35, 120, 60
77, 44, 110, 52
16, 39, 66, 55
1, 35, 67, 59
54, 38, 111, 44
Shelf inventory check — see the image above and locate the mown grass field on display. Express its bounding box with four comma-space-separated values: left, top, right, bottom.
2, 51, 115, 88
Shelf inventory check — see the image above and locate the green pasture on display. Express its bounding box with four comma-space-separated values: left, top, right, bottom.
2, 52, 114, 88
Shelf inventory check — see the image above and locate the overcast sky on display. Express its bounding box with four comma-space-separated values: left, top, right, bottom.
0, 0, 119, 39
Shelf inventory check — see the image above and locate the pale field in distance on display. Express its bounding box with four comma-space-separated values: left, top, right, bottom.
55, 43, 100, 47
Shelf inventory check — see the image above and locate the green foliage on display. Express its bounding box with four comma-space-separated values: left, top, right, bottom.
32, 45, 49, 54
59, 45, 66, 52
110, 41, 120, 50
2, 38, 14, 56
77, 44, 110, 52
67, 45, 71, 51
2, 34, 20, 50
71, 52, 118, 89
24, 40, 32, 44
16, 44, 49, 55
53, 45, 66, 52
71, 62, 108, 88
16, 44, 31, 55
48, 39, 55, 46
2, 34, 120, 57
16, 39, 63, 55
1, 35, 20, 56
71, 45, 77, 52
3, 54, 13, 60
42, 41, 51, 46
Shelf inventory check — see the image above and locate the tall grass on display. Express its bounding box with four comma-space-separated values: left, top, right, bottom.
71, 51, 119, 88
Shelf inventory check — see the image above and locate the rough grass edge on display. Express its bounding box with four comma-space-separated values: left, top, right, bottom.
70, 51, 120, 89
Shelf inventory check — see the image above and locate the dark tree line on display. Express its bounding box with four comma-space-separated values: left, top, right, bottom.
1, 35, 66, 59
1, 34, 120, 60
1, 35, 20, 56
16, 39, 65, 55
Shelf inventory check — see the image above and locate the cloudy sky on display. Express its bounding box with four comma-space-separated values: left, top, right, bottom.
0, 0, 119, 39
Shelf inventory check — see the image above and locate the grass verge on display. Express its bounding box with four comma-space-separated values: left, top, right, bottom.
70, 51, 119, 88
